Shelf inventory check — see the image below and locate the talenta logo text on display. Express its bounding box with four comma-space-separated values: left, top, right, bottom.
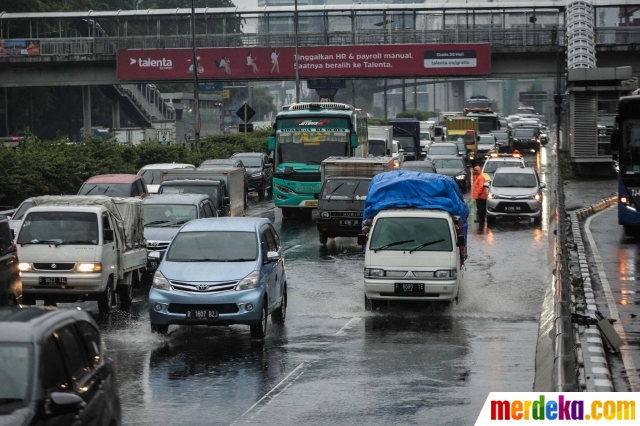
129, 58, 173, 69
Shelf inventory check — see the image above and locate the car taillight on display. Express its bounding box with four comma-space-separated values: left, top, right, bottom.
464, 141, 474, 145
10, 243, 16, 253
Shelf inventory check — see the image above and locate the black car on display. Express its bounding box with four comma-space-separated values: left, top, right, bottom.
432, 156, 470, 191
401, 160, 437, 174
512, 127, 540, 152
0, 215, 20, 306
230, 152, 274, 201
491, 130, 511, 153
0, 306, 121, 425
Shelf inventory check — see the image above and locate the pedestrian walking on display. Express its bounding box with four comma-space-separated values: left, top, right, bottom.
471, 165, 488, 223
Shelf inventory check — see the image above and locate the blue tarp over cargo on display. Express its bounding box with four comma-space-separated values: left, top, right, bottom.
363, 171, 468, 241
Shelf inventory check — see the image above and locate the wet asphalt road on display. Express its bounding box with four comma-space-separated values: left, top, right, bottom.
76, 148, 554, 426
583, 207, 640, 392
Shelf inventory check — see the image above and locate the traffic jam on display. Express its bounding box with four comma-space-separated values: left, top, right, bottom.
0, 100, 553, 425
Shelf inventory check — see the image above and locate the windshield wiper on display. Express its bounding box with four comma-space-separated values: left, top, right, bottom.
84, 185, 98, 194
373, 239, 415, 253
101, 185, 111, 195
20, 239, 63, 246
145, 220, 171, 226
326, 183, 344, 199
350, 181, 362, 199
409, 239, 446, 253
173, 220, 193, 226
54, 240, 95, 247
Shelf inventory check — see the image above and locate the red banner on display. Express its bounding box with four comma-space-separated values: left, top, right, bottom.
117, 44, 490, 81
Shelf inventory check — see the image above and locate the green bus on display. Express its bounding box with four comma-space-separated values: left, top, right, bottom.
268, 102, 368, 218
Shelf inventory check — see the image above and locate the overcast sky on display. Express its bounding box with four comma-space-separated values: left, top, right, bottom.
233, 0, 258, 9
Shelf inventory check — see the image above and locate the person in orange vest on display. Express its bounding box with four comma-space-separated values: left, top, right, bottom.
471, 165, 488, 222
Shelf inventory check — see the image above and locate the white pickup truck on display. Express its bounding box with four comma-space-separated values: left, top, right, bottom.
359, 172, 468, 309
16, 195, 146, 313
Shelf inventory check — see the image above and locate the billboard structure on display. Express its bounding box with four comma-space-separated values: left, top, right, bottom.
118, 44, 490, 81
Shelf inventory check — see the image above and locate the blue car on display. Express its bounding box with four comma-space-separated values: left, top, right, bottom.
148, 217, 287, 338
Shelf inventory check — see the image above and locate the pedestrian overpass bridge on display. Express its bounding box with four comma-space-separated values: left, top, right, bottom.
1, 0, 640, 87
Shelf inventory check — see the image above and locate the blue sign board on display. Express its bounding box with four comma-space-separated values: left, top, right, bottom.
198, 81, 224, 92
307, 79, 346, 89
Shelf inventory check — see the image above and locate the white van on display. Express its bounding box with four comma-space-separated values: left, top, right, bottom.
361, 209, 464, 308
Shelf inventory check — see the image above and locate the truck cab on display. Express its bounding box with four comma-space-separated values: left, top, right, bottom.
317, 177, 370, 244
16, 196, 147, 313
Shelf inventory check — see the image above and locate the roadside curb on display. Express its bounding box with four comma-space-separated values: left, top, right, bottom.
569, 196, 617, 392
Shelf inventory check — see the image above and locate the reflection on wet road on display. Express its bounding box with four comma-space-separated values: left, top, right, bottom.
94, 149, 553, 426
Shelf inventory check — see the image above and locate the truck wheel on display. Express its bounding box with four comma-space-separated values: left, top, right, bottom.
21, 294, 35, 305
151, 324, 168, 335
319, 233, 328, 245
272, 285, 287, 324
250, 299, 268, 339
98, 279, 114, 314
281, 208, 293, 219
118, 283, 133, 308
258, 180, 266, 201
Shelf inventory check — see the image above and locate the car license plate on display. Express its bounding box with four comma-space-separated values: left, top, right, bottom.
186, 310, 218, 320
305, 200, 318, 207
505, 206, 521, 212
339, 219, 360, 227
394, 282, 425, 295
39, 277, 67, 285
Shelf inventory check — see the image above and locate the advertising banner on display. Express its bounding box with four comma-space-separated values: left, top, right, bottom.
117, 44, 490, 81
0, 40, 40, 56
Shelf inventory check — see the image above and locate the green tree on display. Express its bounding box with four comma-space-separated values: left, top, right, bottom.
252, 86, 275, 121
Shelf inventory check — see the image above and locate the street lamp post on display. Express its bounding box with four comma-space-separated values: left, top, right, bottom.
294, 0, 300, 103
190, 0, 201, 152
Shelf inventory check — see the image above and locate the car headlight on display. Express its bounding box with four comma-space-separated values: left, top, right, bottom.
236, 271, 261, 291
364, 268, 385, 278
76, 262, 102, 273
488, 192, 498, 199
455, 175, 465, 180
18, 262, 32, 272
529, 193, 541, 201
152, 271, 171, 290
434, 269, 457, 279
250, 172, 262, 178
320, 211, 330, 218
274, 183, 295, 194
393, 159, 400, 169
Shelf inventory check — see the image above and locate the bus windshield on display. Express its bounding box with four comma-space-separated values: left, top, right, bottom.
276, 131, 350, 165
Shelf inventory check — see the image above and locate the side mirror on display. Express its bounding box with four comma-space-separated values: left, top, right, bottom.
148, 251, 164, 261
103, 228, 114, 243
49, 392, 86, 415
483, 181, 490, 188
386, 149, 391, 155
350, 134, 358, 148
357, 234, 367, 246
456, 235, 466, 247
540, 182, 547, 189
266, 251, 280, 263
224, 196, 230, 206
267, 136, 276, 150
398, 148, 405, 153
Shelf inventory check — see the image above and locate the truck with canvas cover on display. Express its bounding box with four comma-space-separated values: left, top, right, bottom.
160, 168, 246, 217
358, 171, 468, 307
16, 195, 147, 313
317, 157, 395, 244
446, 117, 479, 162
388, 119, 421, 161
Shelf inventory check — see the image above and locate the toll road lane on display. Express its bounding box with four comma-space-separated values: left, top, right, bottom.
96, 148, 552, 426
